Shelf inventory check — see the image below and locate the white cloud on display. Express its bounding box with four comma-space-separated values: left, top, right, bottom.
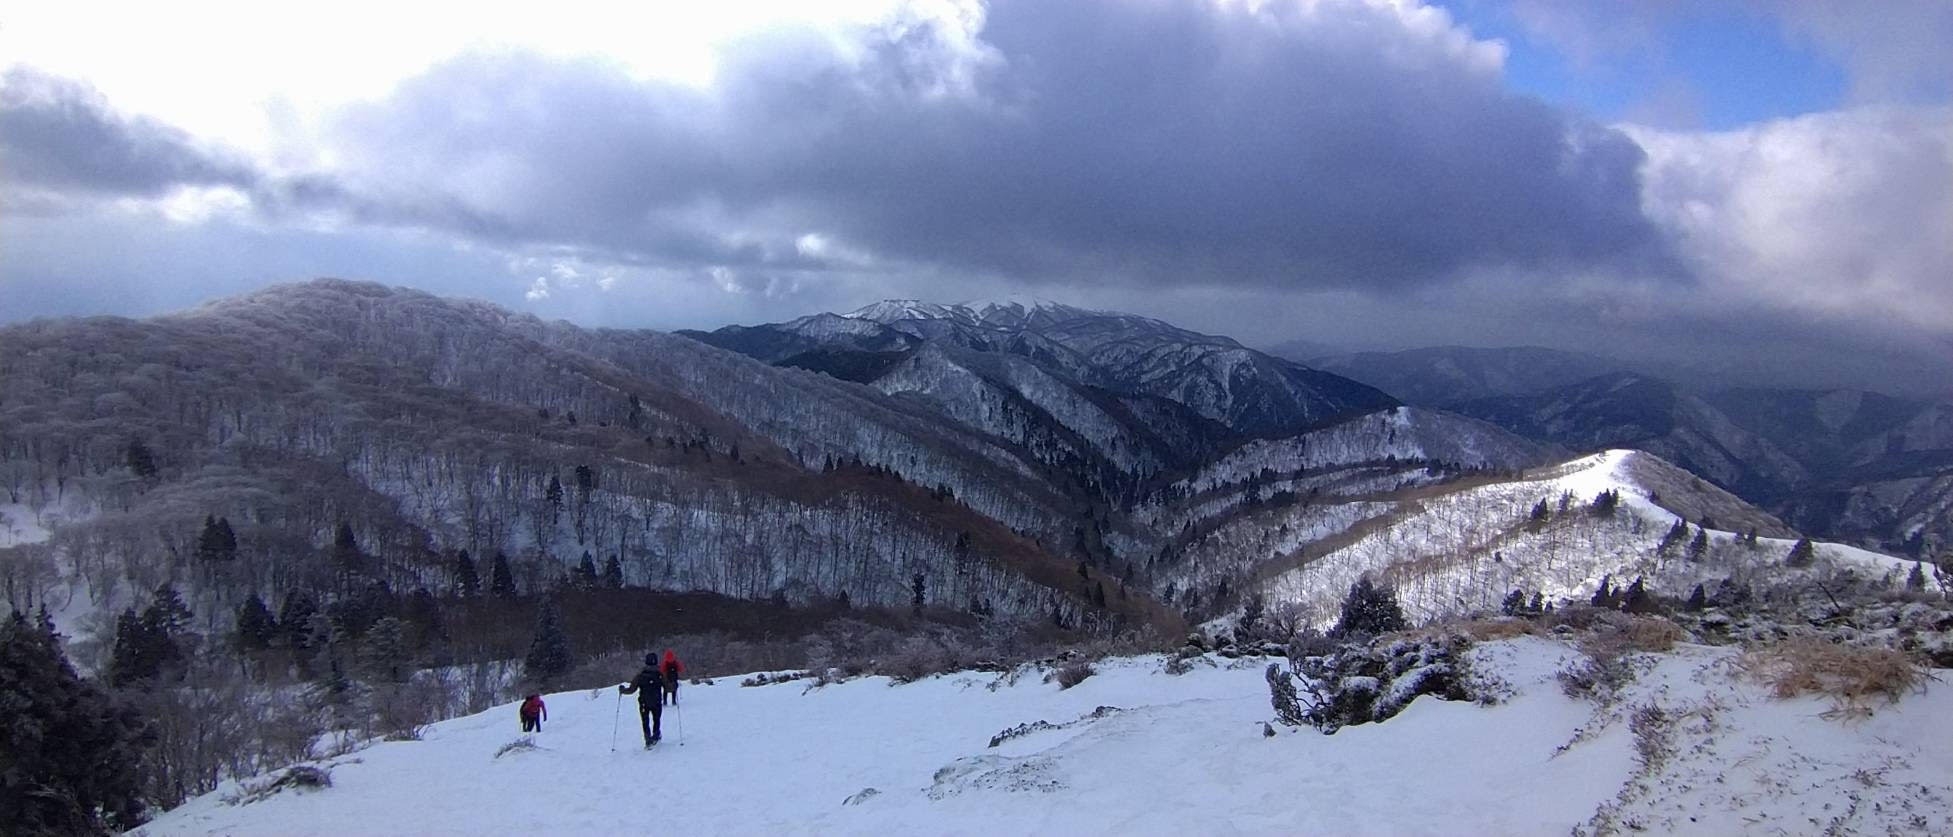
1628, 106, 1953, 333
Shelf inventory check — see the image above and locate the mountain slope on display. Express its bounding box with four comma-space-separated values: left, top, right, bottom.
0, 280, 1167, 629
686, 298, 1400, 443
141, 643, 1953, 836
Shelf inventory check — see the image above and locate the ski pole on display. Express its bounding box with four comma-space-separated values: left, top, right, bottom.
675, 699, 684, 746
609, 690, 622, 752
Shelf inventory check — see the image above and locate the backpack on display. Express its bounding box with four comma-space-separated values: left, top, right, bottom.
520, 695, 543, 718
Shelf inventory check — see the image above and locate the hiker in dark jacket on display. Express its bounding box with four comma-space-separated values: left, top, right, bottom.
661, 649, 684, 706
619, 653, 666, 747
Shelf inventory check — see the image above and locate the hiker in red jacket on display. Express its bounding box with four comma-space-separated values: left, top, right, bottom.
661, 649, 684, 706
519, 693, 547, 733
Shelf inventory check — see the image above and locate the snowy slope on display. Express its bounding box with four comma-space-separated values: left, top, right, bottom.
140, 640, 1953, 836
1258, 450, 1937, 626
1182, 407, 1556, 494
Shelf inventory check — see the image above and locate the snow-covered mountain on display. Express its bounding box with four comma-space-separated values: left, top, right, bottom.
138, 641, 1953, 836
686, 298, 1400, 441
1448, 373, 1953, 553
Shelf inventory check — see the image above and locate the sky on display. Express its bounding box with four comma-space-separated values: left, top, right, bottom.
2, 0, 1949, 394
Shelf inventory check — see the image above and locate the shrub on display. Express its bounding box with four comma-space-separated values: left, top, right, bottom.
1740, 637, 1926, 715
1270, 632, 1475, 733
493, 736, 539, 759
1329, 578, 1408, 639
1053, 660, 1095, 690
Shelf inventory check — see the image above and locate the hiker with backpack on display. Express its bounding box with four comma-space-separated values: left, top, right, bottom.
661, 649, 684, 706
519, 693, 547, 733
619, 653, 667, 747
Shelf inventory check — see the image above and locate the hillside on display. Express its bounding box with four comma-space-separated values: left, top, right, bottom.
137, 640, 1953, 836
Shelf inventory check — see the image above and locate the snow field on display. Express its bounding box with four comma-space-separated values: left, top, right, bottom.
140, 638, 1953, 836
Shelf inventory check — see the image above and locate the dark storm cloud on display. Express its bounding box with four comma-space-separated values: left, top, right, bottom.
0, 68, 256, 200
302, 0, 1672, 289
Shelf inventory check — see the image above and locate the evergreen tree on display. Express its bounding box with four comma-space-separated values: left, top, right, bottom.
1528, 499, 1550, 528
124, 438, 157, 480
1684, 583, 1707, 611
452, 550, 481, 597
195, 515, 238, 562
523, 599, 574, 684
1527, 591, 1545, 614
574, 552, 599, 589
1590, 575, 1615, 609
1908, 562, 1929, 593
602, 555, 625, 589
234, 593, 278, 652
0, 614, 153, 833
277, 590, 320, 651
1657, 519, 1689, 555
544, 476, 564, 526
1687, 528, 1709, 562
1785, 538, 1817, 568
1329, 577, 1407, 638
490, 552, 517, 598
359, 616, 410, 683
1501, 589, 1527, 616
911, 572, 926, 615
1620, 577, 1655, 614
332, 522, 367, 586
1588, 489, 1619, 517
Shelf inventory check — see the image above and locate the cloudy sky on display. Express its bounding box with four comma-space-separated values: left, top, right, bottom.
2, 0, 1948, 393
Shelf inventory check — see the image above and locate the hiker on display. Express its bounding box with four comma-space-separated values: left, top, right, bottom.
619, 653, 666, 747
661, 649, 684, 706
519, 693, 547, 733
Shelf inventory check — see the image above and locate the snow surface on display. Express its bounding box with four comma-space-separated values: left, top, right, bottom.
139, 639, 1953, 836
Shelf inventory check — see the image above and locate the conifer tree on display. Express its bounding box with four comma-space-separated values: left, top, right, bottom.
1501, 589, 1527, 616
452, 550, 481, 597
359, 616, 410, 683
602, 555, 625, 589
523, 599, 574, 685
1907, 562, 1929, 593
575, 552, 599, 589
196, 515, 238, 562
1591, 575, 1615, 609
1684, 583, 1707, 611
1785, 538, 1817, 568
125, 438, 157, 480
1687, 529, 1709, 562
0, 614, 152, 833
1329, 577, 1407, 638
277, 590, 320, 651
234, 593, 278, 652
1620, 577, 1654, 613
490, 552, 517, 598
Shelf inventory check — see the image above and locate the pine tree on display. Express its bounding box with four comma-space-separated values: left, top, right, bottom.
1329, 577, 1407, 638
1620, 577, 1655, 614
1591, 575, 1615, 609
1687, 528, 1709, 562
196, 515, 238, 562
453, 550, 481, 597
277, 590, 320, 651
124, 438, 157, 480
602, 555, 625, 589
1527, 591, 1545, 614
359, 616, 410, 683
490, 552, 517, 598
575, 552, 599, 589
234, 593, 278, 652
911, 572, 926, 615
1501, 589, 1527, 616
1528, 499, 1550, 529
1588, 489, 1619, 517
544, 476, 564, 526
523, 599, 574, 685
1684, 583, 1707, 611
1657, 519, 1689, 555
1908, 562, 1929, 593
1785, 538, 1817, 568
0, 614, 152, 832
332, 522, 367, 587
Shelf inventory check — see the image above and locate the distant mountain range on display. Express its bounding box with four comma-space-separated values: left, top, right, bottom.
1279, 345, 1952, 556
2, 281, 1939, 648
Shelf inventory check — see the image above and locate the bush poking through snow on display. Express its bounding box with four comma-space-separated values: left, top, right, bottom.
227, 765, 332, 806
1269, 632, 1476, 733
1740, 637, 1928, 716
1052, 660, 1096, 690
493, 736, 539, 759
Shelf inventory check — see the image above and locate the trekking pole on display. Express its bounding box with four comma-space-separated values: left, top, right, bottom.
675, 700, 684, 746
609, 691, 622, 752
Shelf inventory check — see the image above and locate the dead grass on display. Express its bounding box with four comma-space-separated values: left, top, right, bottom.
1740, 637, 1928, 715
1453, 618, 1541, 642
